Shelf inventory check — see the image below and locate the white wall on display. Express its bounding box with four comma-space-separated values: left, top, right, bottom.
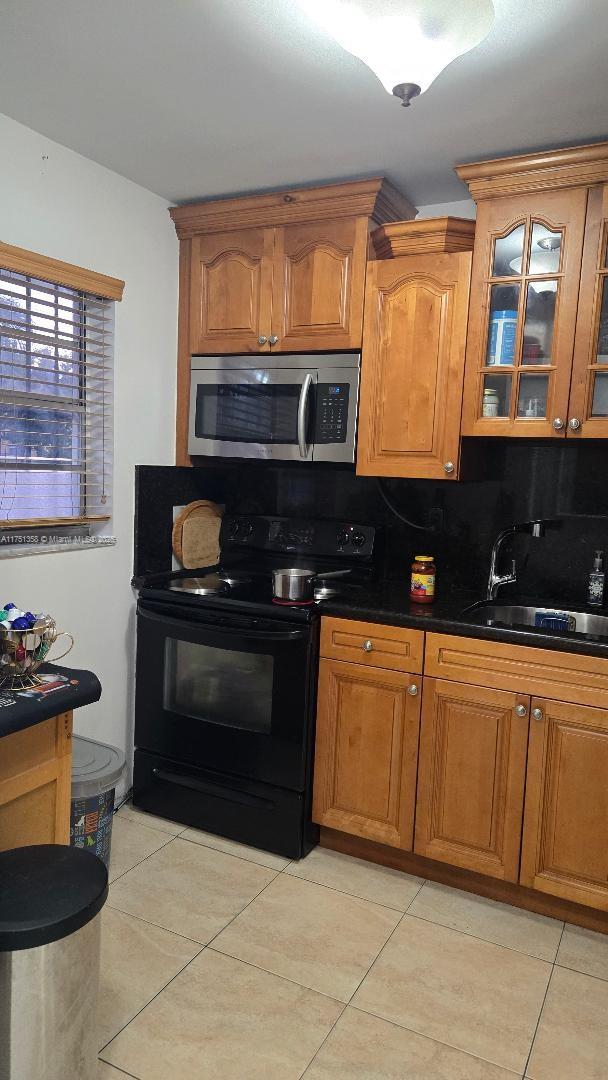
0, 113, 178, 784
417, 199, 476, 219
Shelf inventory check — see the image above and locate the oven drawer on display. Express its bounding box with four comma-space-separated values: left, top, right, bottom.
320, 616, 424, 673
133, 749, 317, 860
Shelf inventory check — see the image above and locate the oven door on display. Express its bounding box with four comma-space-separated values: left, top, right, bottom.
135, 600, 317, 791
188, 366, 317, 461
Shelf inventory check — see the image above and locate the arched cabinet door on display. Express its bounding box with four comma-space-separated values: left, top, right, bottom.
356, 251, 472, 479
568, 185, 608, 437
271, 217, 368, 352
461, 188, 587, 437
189, 228, 274, 354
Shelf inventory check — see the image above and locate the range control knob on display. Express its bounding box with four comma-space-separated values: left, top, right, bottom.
351, 533, 366, 548
336, 530, 350, 546
240, 521, 254, 539
227, 520, 240, 538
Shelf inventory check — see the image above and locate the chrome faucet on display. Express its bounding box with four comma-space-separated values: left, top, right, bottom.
487, 520, 556, 601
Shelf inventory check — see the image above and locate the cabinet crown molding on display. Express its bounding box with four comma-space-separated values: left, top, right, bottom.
169, 177, 415, 238
456, 140, 608, 200
371, 216, 476, 258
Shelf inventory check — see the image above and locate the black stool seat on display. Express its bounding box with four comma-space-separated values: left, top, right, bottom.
0, 845, 108, 952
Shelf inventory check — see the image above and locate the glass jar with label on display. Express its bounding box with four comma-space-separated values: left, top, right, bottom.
482, 388, 499, 417
410, 556, 436, 605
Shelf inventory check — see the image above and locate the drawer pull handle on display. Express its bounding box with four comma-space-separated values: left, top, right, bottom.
363, 639, 373, 652
532, 707, 544, 721
407, 683, 418, 696
515, 704, 527, 717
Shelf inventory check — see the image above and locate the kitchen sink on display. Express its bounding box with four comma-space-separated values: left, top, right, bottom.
461, 603, 608, 640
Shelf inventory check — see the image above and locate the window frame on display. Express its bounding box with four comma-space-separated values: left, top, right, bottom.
0, 241, 123, 543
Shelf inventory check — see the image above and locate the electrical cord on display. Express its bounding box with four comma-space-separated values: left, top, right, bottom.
113, 786, 134, 815
376, 478, 436, 533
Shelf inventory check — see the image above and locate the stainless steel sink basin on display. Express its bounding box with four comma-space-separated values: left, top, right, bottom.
462, 603, 608, 640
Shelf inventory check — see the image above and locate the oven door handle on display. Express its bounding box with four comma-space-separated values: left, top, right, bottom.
297, 373, 314, 459
138, 605, 309, 642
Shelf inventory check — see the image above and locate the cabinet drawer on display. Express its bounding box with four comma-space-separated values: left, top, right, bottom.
425, 633, 608, 708
320, 616, 423, 673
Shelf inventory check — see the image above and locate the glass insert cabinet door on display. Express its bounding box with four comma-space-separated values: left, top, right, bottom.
568, 187, 608, 436
462, 189, 588, 436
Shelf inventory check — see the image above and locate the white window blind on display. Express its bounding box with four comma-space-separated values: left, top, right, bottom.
0, 267, 113, 527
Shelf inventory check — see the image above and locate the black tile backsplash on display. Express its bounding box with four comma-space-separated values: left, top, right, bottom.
134, 439, 608, 604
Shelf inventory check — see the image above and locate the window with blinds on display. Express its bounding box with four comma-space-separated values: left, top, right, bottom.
0, 267, 114, 529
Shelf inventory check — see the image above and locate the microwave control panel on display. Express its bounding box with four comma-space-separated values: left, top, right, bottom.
314, 384, 350, 443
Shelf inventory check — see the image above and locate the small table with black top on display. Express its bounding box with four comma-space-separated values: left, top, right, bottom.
0, 664, 101, 851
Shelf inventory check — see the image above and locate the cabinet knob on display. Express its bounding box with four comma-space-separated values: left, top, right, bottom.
269, 335, 279, 345
515, 704, 528, 717
443, 462, 454, 474
568, 417, 581, 431
407, 683, 419, 696
532, 707, 544, 721
258, 335, 268, 345
363, 639, 373, 652
552, 417, 565, 430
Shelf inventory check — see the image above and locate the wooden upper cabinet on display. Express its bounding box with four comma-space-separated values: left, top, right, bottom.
313, 658, 421, 849
456, 142, 608, 439
568, 185, 608, 436
414, 677, 529, 881
172, 177, 414, 359
459, 189, 587, 437
357, 218, 474, 480
189, 228, 274, 354
271, 217, 368, 352
171, 178, 415, 463
521, 697, 608, 911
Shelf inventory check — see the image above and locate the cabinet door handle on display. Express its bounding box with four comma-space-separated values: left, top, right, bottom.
258, 335, 268, 345
532, 707, 544, 720
269, 335, 279, 345
552, 417, 564, 430
568, 417, 581, 431
363, 639, 373, 652
407, 683, 418, 696
443, 462, 454, 474
515, 704, 528, 717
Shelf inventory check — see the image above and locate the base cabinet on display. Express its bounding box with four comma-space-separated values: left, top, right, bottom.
313, 617, 608, 917
0, 712, 73, 851
521, 697, 608, 911
414, 678, 530, 881
312, 659, 421, 849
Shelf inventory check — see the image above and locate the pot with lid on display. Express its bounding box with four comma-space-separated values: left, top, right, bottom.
272, 567, 350, 603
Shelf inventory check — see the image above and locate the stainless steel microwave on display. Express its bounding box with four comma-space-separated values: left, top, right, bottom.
188, 353, 360, 463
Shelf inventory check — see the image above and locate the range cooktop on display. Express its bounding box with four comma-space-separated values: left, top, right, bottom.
135, 514, 378, 622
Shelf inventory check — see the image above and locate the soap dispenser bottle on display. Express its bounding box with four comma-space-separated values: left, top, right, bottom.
588, 550, 605, 607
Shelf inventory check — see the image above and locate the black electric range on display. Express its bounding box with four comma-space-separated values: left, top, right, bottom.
132, 514, 377, 859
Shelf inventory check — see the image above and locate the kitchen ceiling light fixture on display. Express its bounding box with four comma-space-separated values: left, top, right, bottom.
298, 0, 495, 106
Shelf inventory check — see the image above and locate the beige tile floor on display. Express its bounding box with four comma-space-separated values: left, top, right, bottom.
98, 804, 608, 1079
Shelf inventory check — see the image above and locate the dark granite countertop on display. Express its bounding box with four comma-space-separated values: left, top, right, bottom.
320, 583, 608, 660
0, 664, 102, 740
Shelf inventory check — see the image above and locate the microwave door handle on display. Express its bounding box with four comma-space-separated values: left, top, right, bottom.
297, 373, 314, 459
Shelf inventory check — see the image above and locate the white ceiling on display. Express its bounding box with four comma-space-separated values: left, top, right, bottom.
1, 0, 607, 208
